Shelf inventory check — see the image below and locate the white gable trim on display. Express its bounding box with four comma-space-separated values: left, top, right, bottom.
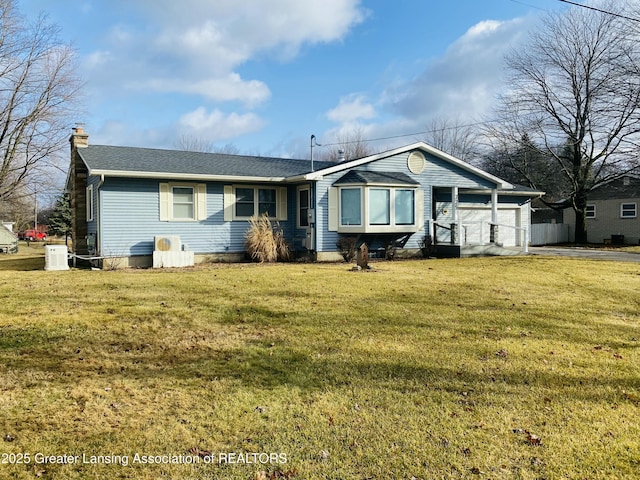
290, 142, 513, 190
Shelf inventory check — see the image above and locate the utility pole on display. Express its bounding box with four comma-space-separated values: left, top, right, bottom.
310, 135, 321, 172
34, 187, 38, 232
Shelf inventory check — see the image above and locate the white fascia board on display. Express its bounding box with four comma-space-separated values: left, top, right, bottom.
501, 189, 545, 197
464, 188, 545, 196
295, 141, 514, 189
88, 169, 286, 183
301, 143, 425, 180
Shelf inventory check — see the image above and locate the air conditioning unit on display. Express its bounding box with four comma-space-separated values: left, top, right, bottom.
154, 235, 181, 252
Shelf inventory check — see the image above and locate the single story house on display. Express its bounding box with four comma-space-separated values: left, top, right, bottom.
67, 127, 542, 268
564, 174, 640, 244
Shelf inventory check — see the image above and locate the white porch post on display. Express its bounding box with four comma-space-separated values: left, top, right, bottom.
491, 189, 498, 224
451, 186, 459, 245
490, 188, 499, 244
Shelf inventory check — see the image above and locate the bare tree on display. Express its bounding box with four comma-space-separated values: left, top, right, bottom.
481, 133, 571, 203
320, 127, 373, 162
422, 116, 479, 163
174, 133, 241, 155
486, 1, 640, 243
174, 133, 214, 153
0, 1, 81, 206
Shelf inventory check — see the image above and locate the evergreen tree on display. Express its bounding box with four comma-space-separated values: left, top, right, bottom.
48, 192, 71, 245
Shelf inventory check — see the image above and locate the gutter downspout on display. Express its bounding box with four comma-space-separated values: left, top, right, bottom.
311, 181, 317, 256
96, 174, 104, 257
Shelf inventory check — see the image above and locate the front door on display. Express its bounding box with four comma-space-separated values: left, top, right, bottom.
297, 185, 314, 250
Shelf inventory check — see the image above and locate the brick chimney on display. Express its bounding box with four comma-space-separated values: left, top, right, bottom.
70, 124, 89, 149
69, 124, 89, 255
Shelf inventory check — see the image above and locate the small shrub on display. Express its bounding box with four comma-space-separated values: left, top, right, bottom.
419, 234, 433, 258
336, 236, 358, 263
245, 214, 290, 263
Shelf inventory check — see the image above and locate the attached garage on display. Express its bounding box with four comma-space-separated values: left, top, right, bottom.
458, 207, 521, 246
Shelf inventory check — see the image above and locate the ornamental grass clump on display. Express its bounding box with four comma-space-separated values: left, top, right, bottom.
245, 214, 290, 262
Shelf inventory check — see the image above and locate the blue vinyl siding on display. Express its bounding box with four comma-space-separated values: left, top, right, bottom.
98, 177, 296, 257
88, 147, 528, 259
314, 150, 499, 253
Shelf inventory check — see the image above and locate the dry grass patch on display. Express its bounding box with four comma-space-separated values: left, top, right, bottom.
0, 257, 638, 479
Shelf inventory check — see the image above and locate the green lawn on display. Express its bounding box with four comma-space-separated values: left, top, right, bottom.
0, 256, 638, 479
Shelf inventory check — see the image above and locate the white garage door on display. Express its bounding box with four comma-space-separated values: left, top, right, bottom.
458, 208, 519, 246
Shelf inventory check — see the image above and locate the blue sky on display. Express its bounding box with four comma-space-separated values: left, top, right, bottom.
20, 0, 566, 158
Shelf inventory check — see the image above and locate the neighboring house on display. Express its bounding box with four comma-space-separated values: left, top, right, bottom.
67, 127, 543, 268
0, 223, 18, 254
564, 175, 640, 244
1, 221, 15, 233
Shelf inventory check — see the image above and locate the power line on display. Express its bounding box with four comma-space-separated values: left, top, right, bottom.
319, 119, 501, 147
557, 0, 640, 23
507, 0, 548, 12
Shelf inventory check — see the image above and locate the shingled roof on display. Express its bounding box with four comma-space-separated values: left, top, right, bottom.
78, 145, 337, 180
333, 170, 420, 186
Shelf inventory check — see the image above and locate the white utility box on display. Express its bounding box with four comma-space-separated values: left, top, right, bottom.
44, 245, 69, 271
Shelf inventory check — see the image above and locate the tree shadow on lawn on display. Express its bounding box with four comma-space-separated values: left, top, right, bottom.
1, 332, 637, 406
0, 255, 45, 271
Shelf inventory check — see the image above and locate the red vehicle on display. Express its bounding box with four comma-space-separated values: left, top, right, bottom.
18, 229, 47, 241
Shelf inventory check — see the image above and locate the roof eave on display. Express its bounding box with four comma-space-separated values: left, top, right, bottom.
464, 188, 545, 196
88, 169, 287, 183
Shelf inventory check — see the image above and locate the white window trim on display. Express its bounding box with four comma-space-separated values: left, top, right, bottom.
159, 182, 207, 222
586, 204, 596, 219
334, 185, 423, 234
621, 202, 637, 218
86, 184, 94, 222
225, 185, 287, 222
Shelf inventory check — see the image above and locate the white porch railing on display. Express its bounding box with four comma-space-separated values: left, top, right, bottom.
435, 221, 530, 253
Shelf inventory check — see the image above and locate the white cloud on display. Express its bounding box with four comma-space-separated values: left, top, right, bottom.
310, 15, 540, 156
84, 0, 367, 105
142, 0, 367, 61
139, 74, 271, 107
327, 94, 376, 123
178, 107, 267, 141
382, 16, 533, 124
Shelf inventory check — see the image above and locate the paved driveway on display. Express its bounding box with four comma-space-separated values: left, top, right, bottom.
529, 246, 640, 263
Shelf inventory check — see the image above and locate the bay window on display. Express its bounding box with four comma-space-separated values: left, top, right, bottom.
330, 184, 423, 233
369, 189, 390, 225
395, 189, 415, 225
341, 188, 362, 226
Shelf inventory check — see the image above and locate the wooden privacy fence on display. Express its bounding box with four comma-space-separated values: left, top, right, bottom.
530, 223, 569, 246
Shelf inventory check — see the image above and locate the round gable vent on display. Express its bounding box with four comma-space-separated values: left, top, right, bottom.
408, 151, 426, 174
